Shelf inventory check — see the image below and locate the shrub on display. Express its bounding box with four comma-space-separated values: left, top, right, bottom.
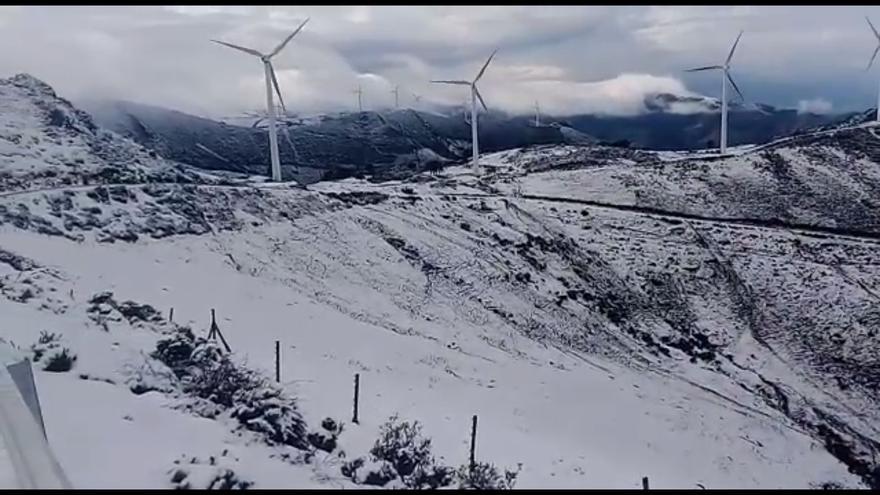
342, 415, 521, 490
152, 329, 308, 449
456, 461, 521, 489
342, 415, 456, 489
30, 331, 75, 372
169, 460, 253, 490
43, 347, 76, 372
308, 417, 344, 453
370, 415, 434, 479
208, 469, 254, 490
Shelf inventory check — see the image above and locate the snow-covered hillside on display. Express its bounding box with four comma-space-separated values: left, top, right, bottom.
1, 74, 877, 489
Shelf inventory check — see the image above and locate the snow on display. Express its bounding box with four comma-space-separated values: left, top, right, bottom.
0, 202, 863, 488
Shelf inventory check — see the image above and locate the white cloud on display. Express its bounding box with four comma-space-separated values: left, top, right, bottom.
0, 6, 878, 117
797, 98, 833, 114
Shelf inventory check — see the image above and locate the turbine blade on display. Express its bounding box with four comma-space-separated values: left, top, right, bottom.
430, 80, 471, 85
868, 16, 880, 41
269, 17, 310, 58
868, 44, 880, 71
211, 39, 263, 58
726, 30, 743, 65
474, 86, 488, 112
474, 49, 498, 82
684, 65, 723, 72
726, 71, 745, 101
269, 62, 286, 114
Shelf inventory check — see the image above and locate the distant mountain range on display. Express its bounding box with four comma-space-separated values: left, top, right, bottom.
77, 94, 860, 184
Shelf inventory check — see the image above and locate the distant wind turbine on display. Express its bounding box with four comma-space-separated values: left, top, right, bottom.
432, 49, 497, 167
534, 100, 541, 127
685, 31, 744, 154
866, 16, 880, 122
353, 85, 364, 112
412, 92, 423, 107
391, 85, 400, 108
211, 17, 309, 182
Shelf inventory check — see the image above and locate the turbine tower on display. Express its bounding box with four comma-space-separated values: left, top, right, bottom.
211, 17, 309, 182
685, 31, 745, 154
866, 16, 880, 122
412, 92, 423, 107
534, 100, 541, 127
391, 85, 400, 108
353, 85, 364, 112
432, 49, 497, 167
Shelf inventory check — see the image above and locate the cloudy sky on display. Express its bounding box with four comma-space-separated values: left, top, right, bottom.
2, 5, 880, 118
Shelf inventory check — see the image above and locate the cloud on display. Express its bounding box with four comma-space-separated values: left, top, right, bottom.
1, 6, 878, 118
797, 98, 834, 114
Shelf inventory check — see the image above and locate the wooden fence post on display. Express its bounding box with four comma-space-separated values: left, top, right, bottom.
469, 414, 478, 471
208, 309, 231, 353
642, 476, 649, 490
169, 307, 174, 322
352, 373, 360, 424
275, 340, 280, 383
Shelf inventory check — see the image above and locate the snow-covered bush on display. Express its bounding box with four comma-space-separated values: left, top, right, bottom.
341, 415, 455, 489
30, 331, 76, 372
43, 347, 76, 372
308, 417, 344, 453
456, 461, 521, 489
342, 415, 521, 490
168, 454, 253, 489
87, 291, 164, 329
152, 329, 308, 450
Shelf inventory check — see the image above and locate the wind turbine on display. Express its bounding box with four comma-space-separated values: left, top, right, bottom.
353, 85, 364, 112
211, 17, 309, 182
685, 31, 745, 154
432, 49, 498, 167
391, 85, 400, 109
412, 92, 423, 107
866, 16, 880, 122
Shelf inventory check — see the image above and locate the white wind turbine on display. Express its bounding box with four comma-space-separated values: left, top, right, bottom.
391, 85, 400, 109
685, 31, 745, 154
353, 85, 364, 112
534, 100, 541, 127
866, 16, 880, 122
211, 18, 309, 182
432, 49, 498, 167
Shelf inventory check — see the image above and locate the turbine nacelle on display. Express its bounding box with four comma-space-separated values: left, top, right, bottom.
684, 31, 746, 102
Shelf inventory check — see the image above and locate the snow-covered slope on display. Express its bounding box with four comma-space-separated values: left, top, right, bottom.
1, 74, 877, 489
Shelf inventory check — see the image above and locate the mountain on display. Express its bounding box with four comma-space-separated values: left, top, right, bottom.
555, 93, 852, 151
79, 99, 593, 184
2, 73, 879, 489
78, 95, 853, 184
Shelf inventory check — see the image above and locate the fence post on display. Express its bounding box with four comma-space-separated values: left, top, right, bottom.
275, 340, 280, 383
352, 373, 360, 424
169, 307, 174, 322
469, 414, 478, 471
642, 476, 649, 490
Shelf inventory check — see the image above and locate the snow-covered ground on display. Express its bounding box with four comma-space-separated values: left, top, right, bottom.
0, 214, 860, 489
